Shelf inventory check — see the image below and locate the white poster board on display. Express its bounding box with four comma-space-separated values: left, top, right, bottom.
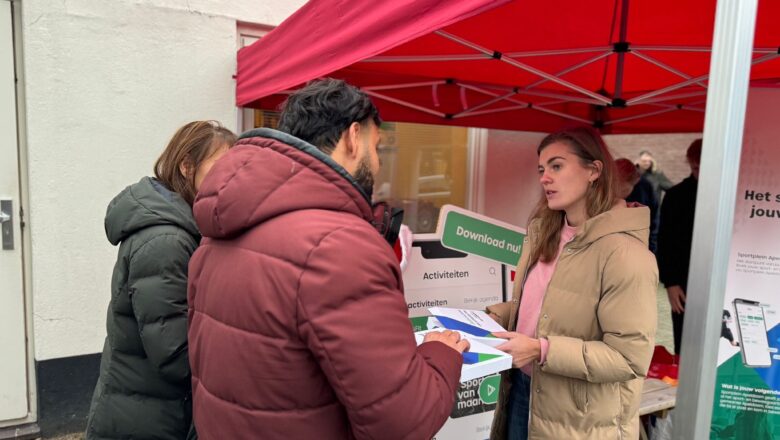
710, 88, 780, 438
403, 235, 507, 440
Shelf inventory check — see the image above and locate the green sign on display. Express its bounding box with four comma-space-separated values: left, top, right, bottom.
440, 207, 525, 267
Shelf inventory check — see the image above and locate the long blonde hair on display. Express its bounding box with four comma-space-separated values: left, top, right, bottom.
528, 127, 617, 264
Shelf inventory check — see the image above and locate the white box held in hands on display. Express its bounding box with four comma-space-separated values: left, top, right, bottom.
415, 329, 512, 383
428, 307, 508, 348
416, 307, 512, 382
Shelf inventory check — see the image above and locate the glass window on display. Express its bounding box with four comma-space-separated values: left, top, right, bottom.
377, 122, 468, 233
251, 111, 470, 233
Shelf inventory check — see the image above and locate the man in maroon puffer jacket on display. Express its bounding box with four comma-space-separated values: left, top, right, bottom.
188, 79, 468, 439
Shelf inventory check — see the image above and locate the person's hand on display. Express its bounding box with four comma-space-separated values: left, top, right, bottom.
667, 285, 686, 313
493, 332, 541, 369
423, 330, 470, 354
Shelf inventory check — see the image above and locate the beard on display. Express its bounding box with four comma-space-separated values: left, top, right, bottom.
353, 154, 375, 200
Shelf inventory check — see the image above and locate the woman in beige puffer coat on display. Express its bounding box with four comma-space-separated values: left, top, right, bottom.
488, 127, 657, 440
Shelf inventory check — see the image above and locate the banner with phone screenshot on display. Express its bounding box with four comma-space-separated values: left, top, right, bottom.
710, 88, 780, 439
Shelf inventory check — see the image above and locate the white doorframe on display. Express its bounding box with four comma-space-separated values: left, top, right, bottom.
0, 0, 37, 429
236, 22, 272, 134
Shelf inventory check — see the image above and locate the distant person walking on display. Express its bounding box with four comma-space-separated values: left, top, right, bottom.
615, 158, 659, 252
636, 150, 674, 203
86, 121, 235, 440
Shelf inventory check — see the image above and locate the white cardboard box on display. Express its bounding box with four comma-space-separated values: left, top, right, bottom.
415, 329, 512, 382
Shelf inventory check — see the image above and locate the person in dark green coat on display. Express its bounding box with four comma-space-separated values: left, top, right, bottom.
86, 121, 235, 440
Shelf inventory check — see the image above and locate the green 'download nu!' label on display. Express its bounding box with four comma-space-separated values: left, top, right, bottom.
437, 205, 526, 267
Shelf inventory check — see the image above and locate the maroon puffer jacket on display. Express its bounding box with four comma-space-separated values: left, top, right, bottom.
188, 129, 462, 440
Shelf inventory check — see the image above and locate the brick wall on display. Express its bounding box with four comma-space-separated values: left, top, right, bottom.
605, 133, 703, 185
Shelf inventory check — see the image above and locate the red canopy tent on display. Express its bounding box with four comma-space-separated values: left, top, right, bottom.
236, 0, 780, 134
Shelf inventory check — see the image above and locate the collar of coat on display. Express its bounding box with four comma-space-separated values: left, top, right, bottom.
530, 203, 651, 251
239, 128, 371, 204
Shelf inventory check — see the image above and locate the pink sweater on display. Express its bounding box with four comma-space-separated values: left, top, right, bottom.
517, 221, 578, 376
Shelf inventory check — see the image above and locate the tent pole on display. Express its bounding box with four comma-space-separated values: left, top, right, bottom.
363, 91, 447, 118
604, 107, 678, 125
631, 50, 709, 88
453, 105, 527, 119
499, 56, 613, 104
673, 0, 758, 439
457, 80, 605, 106
635, 90, 708, 105
632, 45, 775, 53
627, 53, 774, 105
363, 81, 446, 91
613, 0, 630, 100
506, 47, 611, 57
530, 106, 591, 124
454, 91, 524, 117
435, 30, 613, 104
515, 89, 604, 106
647, 103, 706, 113
526, 51, 612, 89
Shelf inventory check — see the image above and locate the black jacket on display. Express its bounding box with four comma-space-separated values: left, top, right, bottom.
86, 177, 199, 440
627, 175, 660, 253
657, 175, 698, 291
643, 169, 674, 203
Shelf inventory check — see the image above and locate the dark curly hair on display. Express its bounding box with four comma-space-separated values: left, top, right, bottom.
278, 79, 381, 154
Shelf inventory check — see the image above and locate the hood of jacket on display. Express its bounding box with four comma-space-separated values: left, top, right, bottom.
527, 203, 651, 252
193, 128, 374, 239
105, 177, 199, 245
569, 203, 650, 249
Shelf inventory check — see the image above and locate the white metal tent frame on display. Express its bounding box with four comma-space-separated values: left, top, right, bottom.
352, 36, 778, 129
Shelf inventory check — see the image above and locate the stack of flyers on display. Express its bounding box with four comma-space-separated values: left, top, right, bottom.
427, 307, 508, 348
414, 329, 512, 382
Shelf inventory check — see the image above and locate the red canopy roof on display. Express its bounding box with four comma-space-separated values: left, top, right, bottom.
237, 0, 780, 134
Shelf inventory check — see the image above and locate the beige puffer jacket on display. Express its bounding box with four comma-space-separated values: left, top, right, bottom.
488, 205, 658, 439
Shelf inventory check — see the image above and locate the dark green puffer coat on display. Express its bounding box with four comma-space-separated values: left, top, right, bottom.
86, 177, 199, 440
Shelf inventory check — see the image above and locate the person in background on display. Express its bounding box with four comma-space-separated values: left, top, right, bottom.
636, 149, 674, 203
657, 139, 703, 356
187, 79, 468, 440
615, 158, 659, 252
487, 127, 657, 440
86, 121, 235, 440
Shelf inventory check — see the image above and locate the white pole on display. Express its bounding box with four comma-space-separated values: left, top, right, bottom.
673, 0, 758, 438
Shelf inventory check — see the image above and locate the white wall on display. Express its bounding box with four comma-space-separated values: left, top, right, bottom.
21, 0, 305, 360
